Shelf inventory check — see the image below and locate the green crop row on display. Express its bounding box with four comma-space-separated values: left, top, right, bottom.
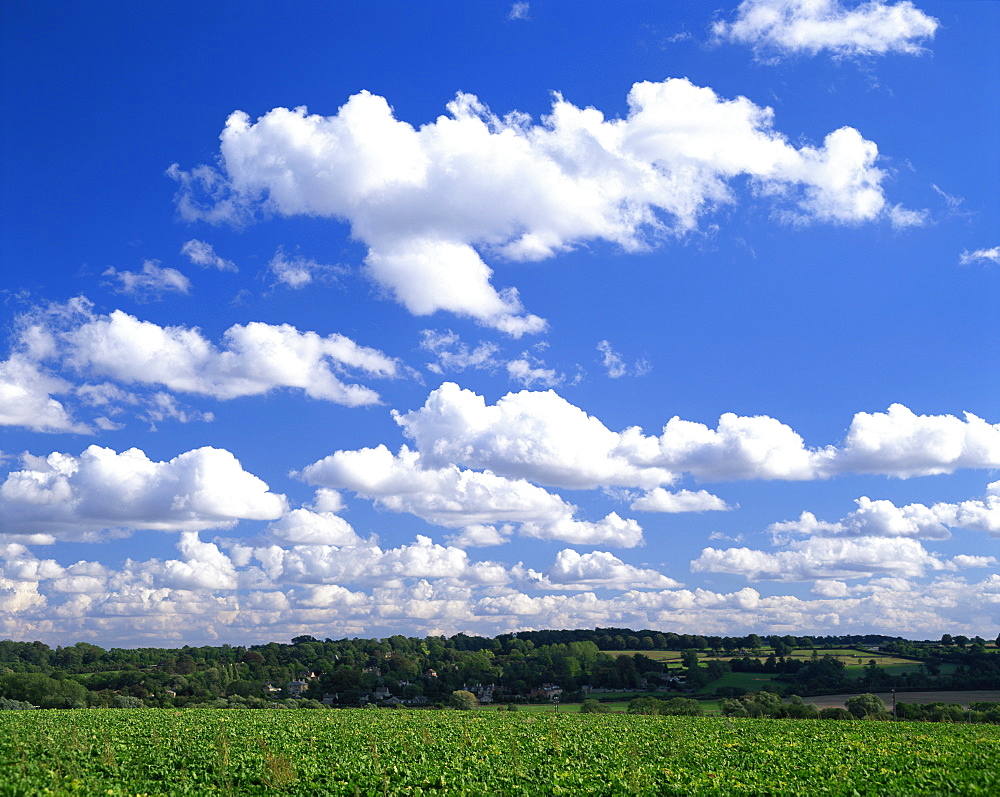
0, 709, 998, 795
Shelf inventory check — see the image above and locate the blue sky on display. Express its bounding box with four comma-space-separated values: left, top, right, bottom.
1, 0, 998, 647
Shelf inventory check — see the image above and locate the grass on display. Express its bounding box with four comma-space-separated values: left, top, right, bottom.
695, 672, 782, 695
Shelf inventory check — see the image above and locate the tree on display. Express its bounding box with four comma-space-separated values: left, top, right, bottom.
845, 693, 886, 719
580, 698, 611, 714
449, 690, 478, 710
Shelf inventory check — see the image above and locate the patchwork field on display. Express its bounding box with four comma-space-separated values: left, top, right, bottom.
1, 709, 998, 795
808, 690, 1000, 710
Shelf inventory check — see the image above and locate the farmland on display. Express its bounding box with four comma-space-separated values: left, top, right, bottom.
1, 709, 999, 795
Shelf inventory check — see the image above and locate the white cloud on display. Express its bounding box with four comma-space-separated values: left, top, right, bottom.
145, 532, 241, 591
950, 554, 998, 569
8, 532, 1000, 643
171, 79, 904, 331
596, 340, 627, 378
692, 535, 948, 581
516, 548, 682, 591
138, 392, 215, 426
300, 444, 645, 547
713, 0, 939, 58
698, 482, 1000, 582
180, 239, 238, 272
445, 524, 514, 548
419, 329, 500, 374
264, 508, 364, 546
27, 298, 397, 407
518, 512, 644, 548
242, 534, 509, 588
0, 445, 288, 539
506, 353, 562, 388
268, 246, 341, 288
0, 355, 89, 433
397, 385, 1000, 487
960, 246, 1000, 266
630, 487, 732, 513
103, 260, 191, 299
769, 497, 952, 541
394, 382, 678, 489
834, 404, 1000, 477
770, 486, 1000, 542
508, 2, 529, 21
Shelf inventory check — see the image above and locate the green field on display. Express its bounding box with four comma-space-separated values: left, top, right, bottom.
1, 709, 998, 795
694, 671, 783, 695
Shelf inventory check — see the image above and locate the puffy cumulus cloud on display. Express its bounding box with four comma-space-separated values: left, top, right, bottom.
263, 509, 363, 546
395, 382, 677, 489
770, 497, 950, 541
0, 577, 46, 613
299, 444, 644, 547
950, 554, 998, 569
172, 79, 903, 332
0, 354, 89, 433
26, 298, 397, 406
519, 513, 644, 548
397, 384, 1000, 487
237, 534, 509, 588
960, 246, 1000, 266
445, 524, 515, 548
102, 260, 191, 299
713, 0, 939, 58
180, 239, 238, 272
516, 548, 683, 591
630, 488, 733, 513
771, 486, 1000, 541
834, 404, 1000, 477
692, 536, 950, 581
0, 445, 287, 539
651, 412, 829, 481
131, 532, 240, 591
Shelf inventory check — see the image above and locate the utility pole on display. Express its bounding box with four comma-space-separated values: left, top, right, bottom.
892, 688, 896, 721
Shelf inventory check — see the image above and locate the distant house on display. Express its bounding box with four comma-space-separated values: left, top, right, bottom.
470, 685, 495, 703
286, 680, 309, 696
424, 669, 438, 678
321, 693, 339, 706
372, 686, 391, 700
529, 684, 563, 700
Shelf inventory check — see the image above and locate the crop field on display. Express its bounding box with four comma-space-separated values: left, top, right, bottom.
610, 648, 920, 668
1, 710, 999, 795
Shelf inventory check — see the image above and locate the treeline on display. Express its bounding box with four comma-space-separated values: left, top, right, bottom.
0, 628, 997, 710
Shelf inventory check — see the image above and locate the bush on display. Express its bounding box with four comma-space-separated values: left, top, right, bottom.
449, 690, 478, 711
820, 708, 854, 720
845, 694, 886, 719
580, 699, 612, 714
